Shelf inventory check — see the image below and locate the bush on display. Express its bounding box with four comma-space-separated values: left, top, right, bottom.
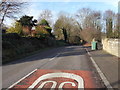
6, 21, 23, 35
80, 27, 101, 43
69, 36, 81, 45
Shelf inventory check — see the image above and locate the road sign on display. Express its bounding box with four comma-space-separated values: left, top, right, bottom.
9, 69, 97, 89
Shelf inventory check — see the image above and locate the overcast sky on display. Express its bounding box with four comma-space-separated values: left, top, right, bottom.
4, 0, 119, 26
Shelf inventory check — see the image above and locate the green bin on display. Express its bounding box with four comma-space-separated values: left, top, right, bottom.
91, 41, 97, 50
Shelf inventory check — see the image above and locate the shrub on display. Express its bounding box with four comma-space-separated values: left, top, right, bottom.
6, 22, 23, 35
80, 27, 101, 43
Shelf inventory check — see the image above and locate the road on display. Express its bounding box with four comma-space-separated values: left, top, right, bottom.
2, 46, 105, 89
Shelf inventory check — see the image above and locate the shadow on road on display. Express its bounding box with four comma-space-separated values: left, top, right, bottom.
3, 45, 88, 66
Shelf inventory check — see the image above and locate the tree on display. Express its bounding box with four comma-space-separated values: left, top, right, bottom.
54, 13, 81, 43
38, 9, 52, 25
76, 8, 101, 29
62, 27, 67, 42
0, 0, 26, 29
103, 10, 115, 38
39, 19, 49, 26
1, 23, 7, 33
76, 8, 92, 28
76, 8, 102, 42
6, 21, 23, 35
18, 15, 37, 36
54, 14, 69, 42
38, 19, 53, 36
114, 13, 120, 38
80, 27, 100, 43
44, 26, 52, 36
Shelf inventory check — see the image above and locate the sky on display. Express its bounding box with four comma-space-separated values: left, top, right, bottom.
3, 0, 119, 26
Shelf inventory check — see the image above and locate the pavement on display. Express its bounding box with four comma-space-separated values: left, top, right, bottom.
86, 46, 120, 90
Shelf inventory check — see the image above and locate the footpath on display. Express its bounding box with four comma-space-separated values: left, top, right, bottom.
86, 46, 119, 90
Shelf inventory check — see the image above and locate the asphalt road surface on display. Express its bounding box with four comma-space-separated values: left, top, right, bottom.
2, 46, 105, 89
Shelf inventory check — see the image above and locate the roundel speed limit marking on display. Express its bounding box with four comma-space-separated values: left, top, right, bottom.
28, 72, 84, 89
9, 69, 98, 89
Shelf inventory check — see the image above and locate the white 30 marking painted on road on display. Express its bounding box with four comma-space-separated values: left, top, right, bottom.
59, 82, 76, 88
27, 72, 84, 90
37, 81, 76, 90
37, 81, 57, 89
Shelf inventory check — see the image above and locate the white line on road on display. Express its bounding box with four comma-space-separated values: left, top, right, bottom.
85, 48, 91, 56
88, 51, 91, 56
7, 69, 37, 89
90, 57, 113, 89
7, 53, 60, 89
85, 48, 113, 89
49, 53, 60, 61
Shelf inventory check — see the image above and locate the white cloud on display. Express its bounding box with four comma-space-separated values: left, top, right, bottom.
23, 3, 41, 20
4, 19, 15, 27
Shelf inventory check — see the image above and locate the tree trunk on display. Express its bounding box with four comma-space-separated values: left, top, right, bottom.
0, 5, 9, 29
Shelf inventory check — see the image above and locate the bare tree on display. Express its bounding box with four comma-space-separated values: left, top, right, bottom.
76, 8, 101, 29
103, 10, 115, 20
76, 8, 92, 28
38, 9, 52, 25
0, 0, 26, 29
103, 10, 115, 37
76, 8, 102, 42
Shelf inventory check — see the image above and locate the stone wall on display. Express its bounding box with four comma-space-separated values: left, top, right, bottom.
102, 38, 120, 57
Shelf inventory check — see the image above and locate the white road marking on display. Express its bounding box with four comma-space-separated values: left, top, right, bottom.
7, 69, 37, 89
85, 48, 113, 89
85, 48, 91, 56
90, 57, 113, 89
58, 82, 76, 89
27, 72, 84, 89
88, 52, 91, 56
37, 81, 57, 90
7, 53, 60, 89
49, 53, 60, 61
